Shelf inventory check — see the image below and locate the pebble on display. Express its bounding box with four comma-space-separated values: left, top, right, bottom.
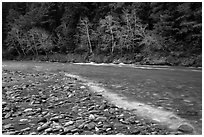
24, 108, 33, 112
4, 112, 12, 118
29, 132, 37, 135
106, 128, 112, 131
3, 123, 14, 129
64, 121, 74, 126
85, 122, 95, 130
45, 128, 53, 133
95, 116, 107, 122
21, 127, 31, 132
80, 86, 86, 89
3, 131, 16, 135
20, 119, 28, 122
37, 122, 50, 132
89, 114, 95, 120
63, 126, 75, 133
50, 116, 60, 122
2, 70, 174, 135
2, 101, 7, 106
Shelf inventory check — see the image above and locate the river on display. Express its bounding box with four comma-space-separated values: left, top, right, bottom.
2, 61, 202, 134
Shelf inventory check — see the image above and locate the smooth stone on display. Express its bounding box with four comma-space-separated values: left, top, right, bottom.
45, 128, 53, 133
38, 117, 47, 123
37, 122, 50, 132
63, 126, 75, 133
3, 123, 14, 129
20, 127, 31, 132
64, 121, 74, 126
3, 131, 16, 135
95, 116, 107, 122
29, 132, 37, 135
24, 108, 33, 112
2, 101, 7, 106
85, 122, 95, 130
80, 86, 86, 89
178, 124, 194, 133
89, 114, 95, 120
50, 116, 60, 122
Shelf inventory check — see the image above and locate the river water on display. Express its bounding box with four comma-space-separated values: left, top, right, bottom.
2, 61, 202, 134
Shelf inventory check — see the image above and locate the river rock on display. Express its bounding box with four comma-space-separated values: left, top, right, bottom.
38, 117, 47, 123
63, 126, 75, 133
24, 108, 33, 112
85, 122, 95, 130
2, 101, 7, 106
82, 131, 94, 135
64, 121, 74, 126
178, 124, 194, 133
45, 127, 53, 133
95, 116, 107, 122
37, 122, 50, 132
89, 114, 95, 120
3, 123, 14, 129
50, 116, 60, 122
20, 118, 28, 122
129, 126, 141, 134
80, 86, 86, 89
3, 131, 16, 135
21, 127, 31, 132
4, 112, 12, 118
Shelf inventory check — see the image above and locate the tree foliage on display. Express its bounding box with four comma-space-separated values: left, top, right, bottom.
2, 2, 202, 65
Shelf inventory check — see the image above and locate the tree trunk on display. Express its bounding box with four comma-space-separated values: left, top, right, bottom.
15, 47, 21, 57
34, 43, 39, 57
85, 22, 92, 53
110, 27, 115, 54
21, 48, 26, 56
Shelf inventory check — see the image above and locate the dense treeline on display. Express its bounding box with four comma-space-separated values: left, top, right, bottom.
2, 2, 202, 66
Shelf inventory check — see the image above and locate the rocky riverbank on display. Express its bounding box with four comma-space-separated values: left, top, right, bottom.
2, 69, 185, 135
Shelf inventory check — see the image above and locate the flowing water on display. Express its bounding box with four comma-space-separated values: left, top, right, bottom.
2, 61, 202, 134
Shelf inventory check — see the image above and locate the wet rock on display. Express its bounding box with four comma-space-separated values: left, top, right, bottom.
178, 124, 194, 133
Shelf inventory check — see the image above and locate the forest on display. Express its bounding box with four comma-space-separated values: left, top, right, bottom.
2, 2, 202, 67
